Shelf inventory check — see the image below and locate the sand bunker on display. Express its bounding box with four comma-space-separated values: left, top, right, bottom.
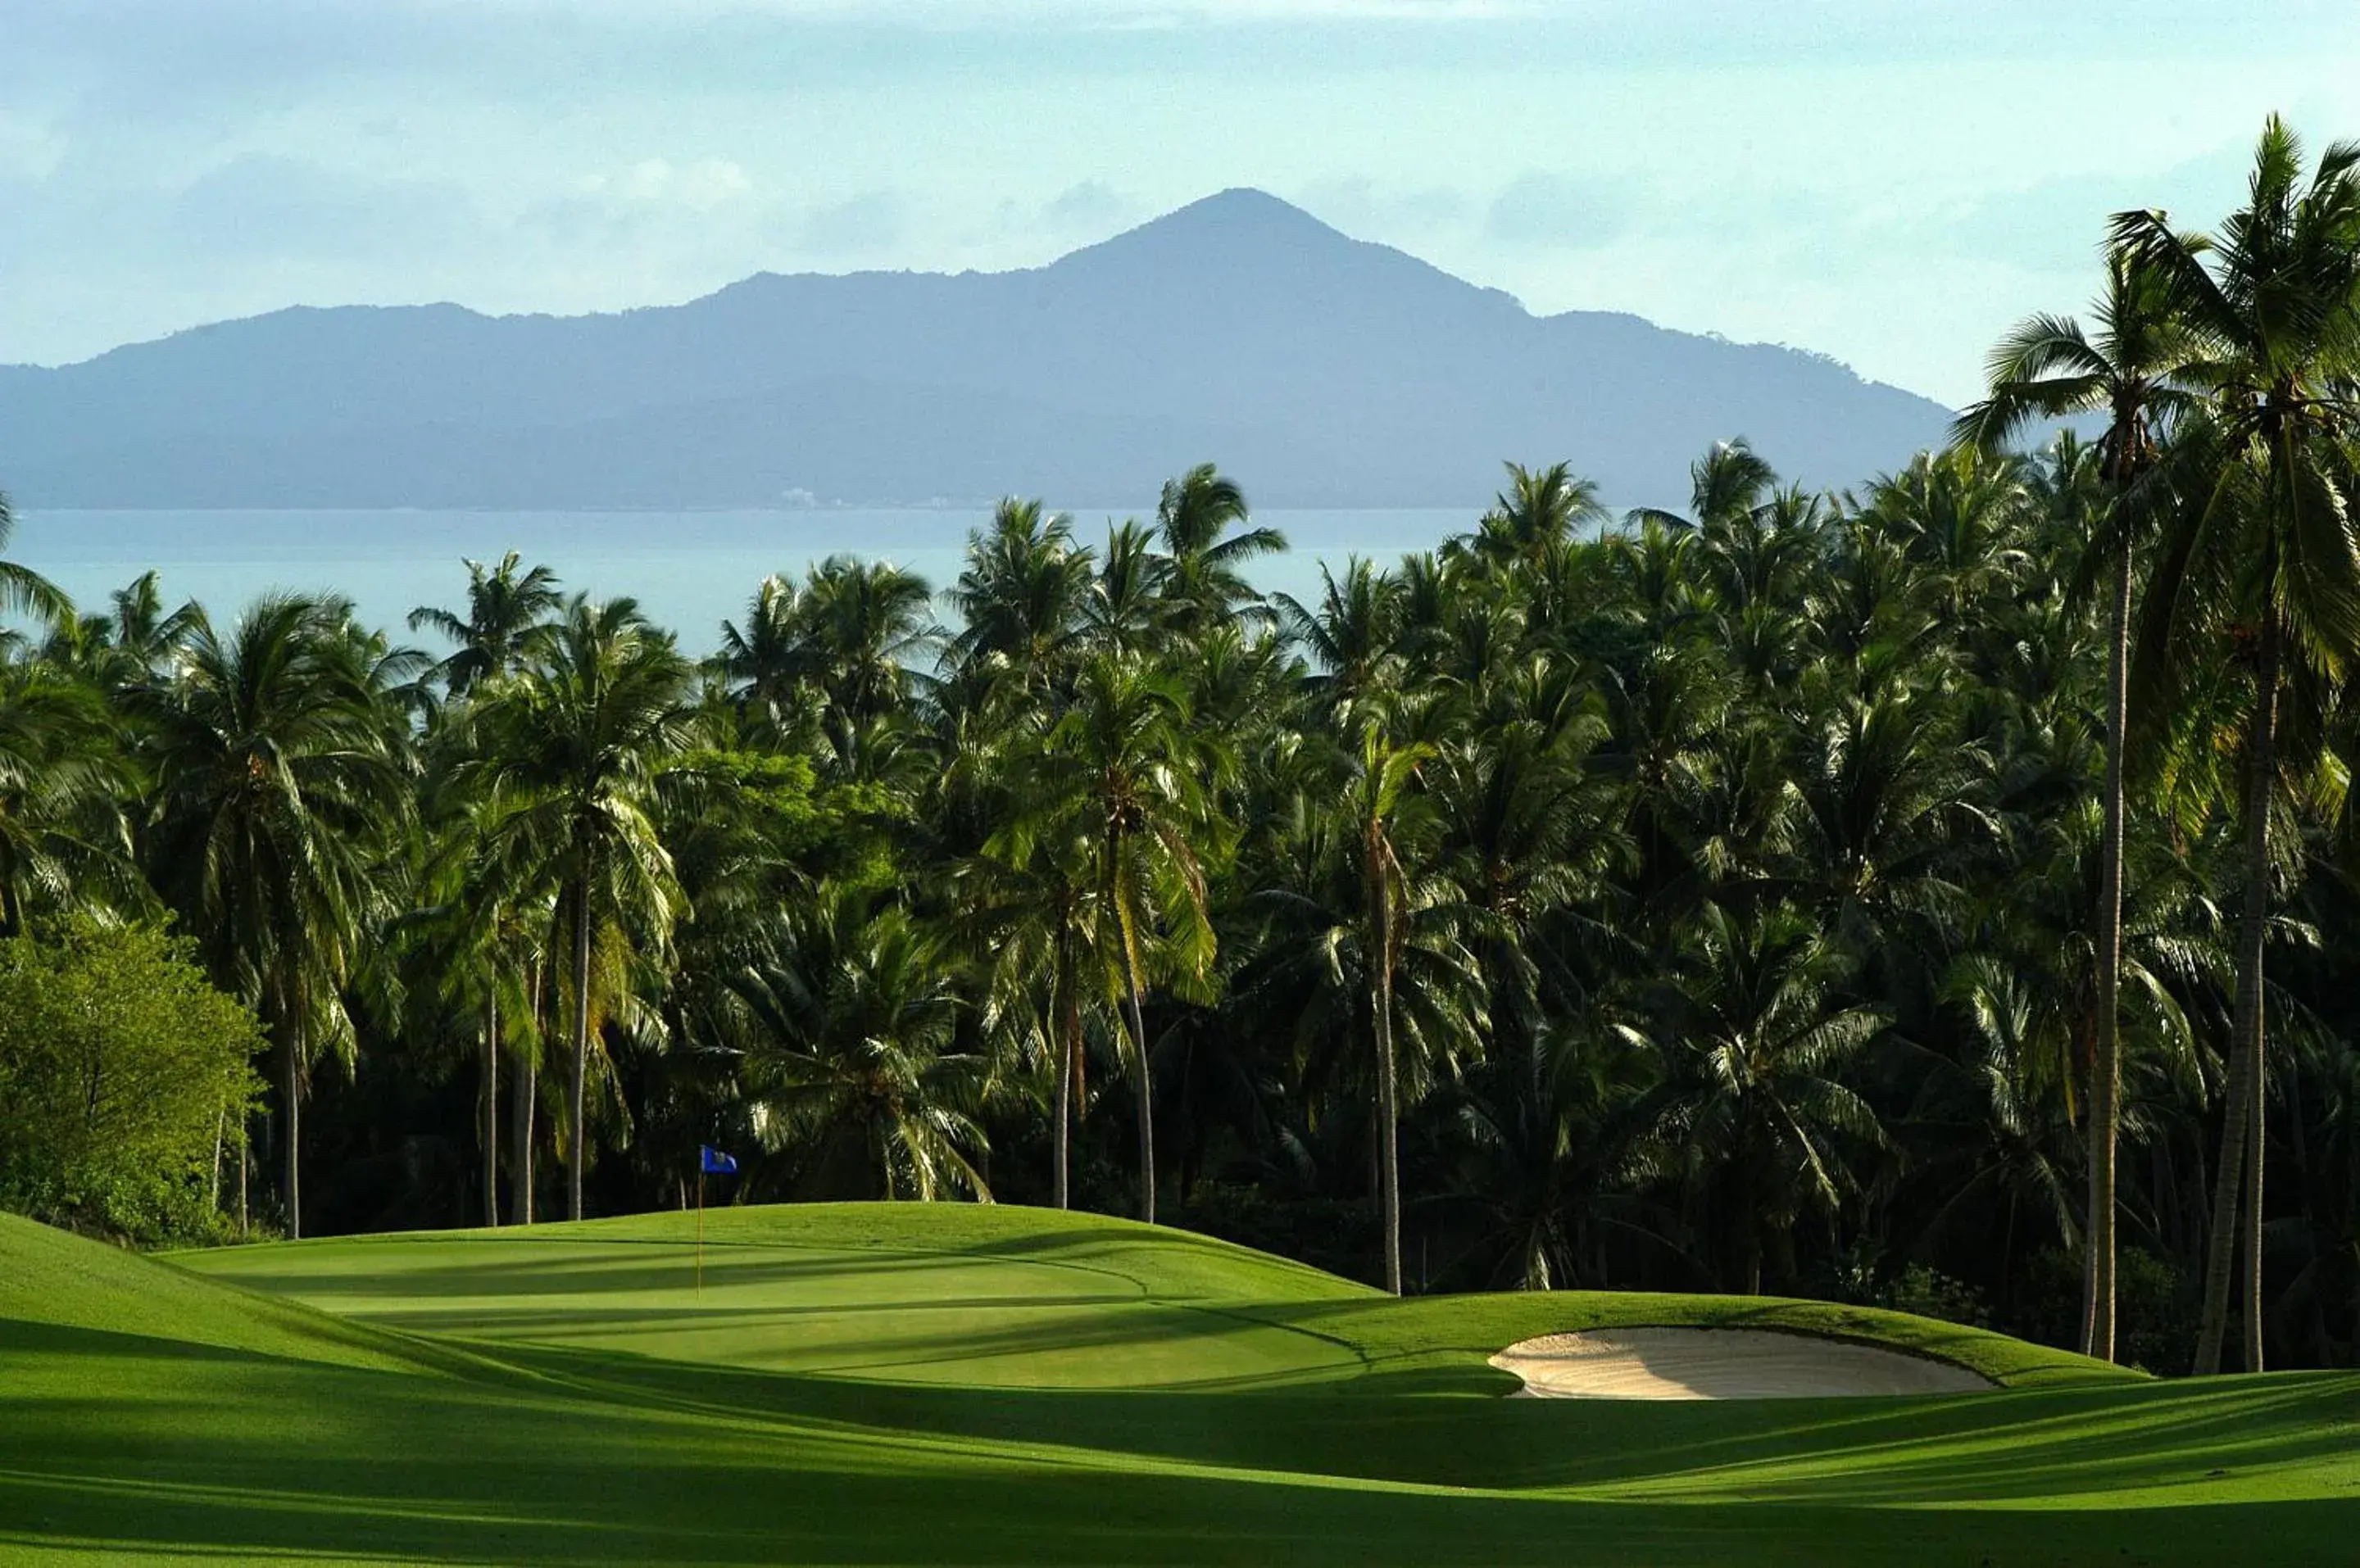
1491, 1327, 1993, 1400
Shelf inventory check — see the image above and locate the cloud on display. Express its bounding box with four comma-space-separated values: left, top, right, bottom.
167, 154, 474, 260
579, 157, 756, 212
1880, 138, 2260, 277
797, 191, 905, 255
985, 181, 1137, 248
1041, 180, 1129, 231
1295, 176, 1468, 238
1484, 173, 1627, 250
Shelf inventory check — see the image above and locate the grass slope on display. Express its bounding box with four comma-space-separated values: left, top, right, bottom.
2, 1204, 2354, 1566
171, 1203, 2115, 1391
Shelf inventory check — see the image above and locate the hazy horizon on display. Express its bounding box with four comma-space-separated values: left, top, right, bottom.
2, 504, 1476, 653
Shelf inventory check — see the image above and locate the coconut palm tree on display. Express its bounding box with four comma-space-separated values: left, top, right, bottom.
717, 574, 815, 735
1016, 650, 1223, 1223
794, 556, 938, 727
1633, 901, 1888, 1294
972, 792, 1099, 1210
1345, 705, 1441, 1294
45, 572, 200, 693
1956, 245, 2199, 1357
1274, 557, 1405, 711
1432, 655, 1619, 1054
133, 594, 412, 1237
0, 491, 70, 627
1240, 759, 1487, 1267
408, 551, 563, 699
2118, 117, 2360, 1373
737, 889, 987, 1201
944, 499, 1096, 701
1451, 462, 1609, 573
1087, 520, 1166, 654
467, 596, 696, 1220
406, 786, 548, 1228
1152, 465, 1287, 635
0, 659, 138, 932
1858, 446, 2036, 627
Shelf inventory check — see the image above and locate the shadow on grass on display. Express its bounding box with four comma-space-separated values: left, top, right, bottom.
10, 1314, 2360, 1566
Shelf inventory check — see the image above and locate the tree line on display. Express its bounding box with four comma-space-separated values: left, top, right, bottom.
4, 116, 2360, 1376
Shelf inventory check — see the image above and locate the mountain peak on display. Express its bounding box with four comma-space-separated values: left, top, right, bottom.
1159, 187, 1335, 233
1051, 188, 1356, 272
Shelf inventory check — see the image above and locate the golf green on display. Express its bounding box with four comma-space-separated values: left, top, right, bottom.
3, 1204, 2356, 1565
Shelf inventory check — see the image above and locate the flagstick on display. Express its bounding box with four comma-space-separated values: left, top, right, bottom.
696, 1167, 705, 1294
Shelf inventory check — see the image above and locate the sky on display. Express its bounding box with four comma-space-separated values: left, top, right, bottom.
4, 2, 2357, 406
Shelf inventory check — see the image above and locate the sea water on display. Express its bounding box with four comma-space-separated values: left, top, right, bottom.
11, 507, 1471, 654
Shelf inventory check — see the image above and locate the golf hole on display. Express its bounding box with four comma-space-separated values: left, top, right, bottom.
1491, 1327, 1995, 1400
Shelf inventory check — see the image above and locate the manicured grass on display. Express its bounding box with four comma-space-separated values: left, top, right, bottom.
4, 1205, 2356, 1565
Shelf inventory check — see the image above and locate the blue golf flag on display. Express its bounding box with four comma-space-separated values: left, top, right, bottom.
700, 1144, 738, 1176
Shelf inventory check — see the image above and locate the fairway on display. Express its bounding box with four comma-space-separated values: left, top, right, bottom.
5, 1206, 2358, 1566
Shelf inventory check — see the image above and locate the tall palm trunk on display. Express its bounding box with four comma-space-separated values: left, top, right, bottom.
2197, 611, 2278, 1374
1108, 828, 1157, 1225
511, 1048, 536, 1226
281, 1021, 303, 1240
1370, 854, 1403, 1296
1051, 919, 1077, 1211
482, 992, 501, 1229
2085, 541, 2131, 1362
1123, 966, 1155, 1225
568, 873, 594, 1222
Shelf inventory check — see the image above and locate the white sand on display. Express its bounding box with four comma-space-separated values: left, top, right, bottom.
1491, 1327, 1993, 1400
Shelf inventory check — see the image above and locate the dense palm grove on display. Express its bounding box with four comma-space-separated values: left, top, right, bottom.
7, 118, 2360, 1377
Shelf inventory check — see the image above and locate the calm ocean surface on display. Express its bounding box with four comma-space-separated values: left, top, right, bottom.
12, 508, 1473, 653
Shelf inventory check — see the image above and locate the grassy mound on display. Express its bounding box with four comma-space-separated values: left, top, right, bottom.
177, 1203, 1378, 1389
175, 1202, 2114, 1392
4, 1204, 2355, 1566
0, 1210, 438, 1374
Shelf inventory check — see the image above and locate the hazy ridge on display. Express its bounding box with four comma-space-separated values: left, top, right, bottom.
0, 189, 1953, 510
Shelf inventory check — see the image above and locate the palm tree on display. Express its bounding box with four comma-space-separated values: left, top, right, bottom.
1448, 1015, 1659, 1292
468, 596, 696, 1221
406, 787, 547, 1228
1152, 465, 1287, 635
1274, 558, 1405, 710
134, 594, 411, 1238
1087, 519, 1166, 653
45, 572, 199, 693
717, 574, 813, 734
408, 551, 563, 699
1633, 902, 1889, 1294
1451, 462, 1609, 573
0, 659, 138, 931
1858, 446, 2035, 624
1021, 650, 1223, 1223
106, 572, 200, 678
1241, 759, 1487, 1271
1345, 706, 1440, 1294
1955, 243, 2197, 1360
735, 890, 986, 1201
0, 491, 70, 626
794, 556, 938, 726
2119, 117, 2360, 1373
973, 794, 1099, 1210
1433, 655, 1618, 1052
945, 499, 1095, 700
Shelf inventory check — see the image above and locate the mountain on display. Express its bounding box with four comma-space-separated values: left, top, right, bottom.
0, 189, 1954, 510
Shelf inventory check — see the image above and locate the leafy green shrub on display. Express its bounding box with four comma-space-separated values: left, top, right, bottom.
2004, 1245, 2194, 1373
0, 922, 263, 1244
1880, 1264, 1992, 1328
